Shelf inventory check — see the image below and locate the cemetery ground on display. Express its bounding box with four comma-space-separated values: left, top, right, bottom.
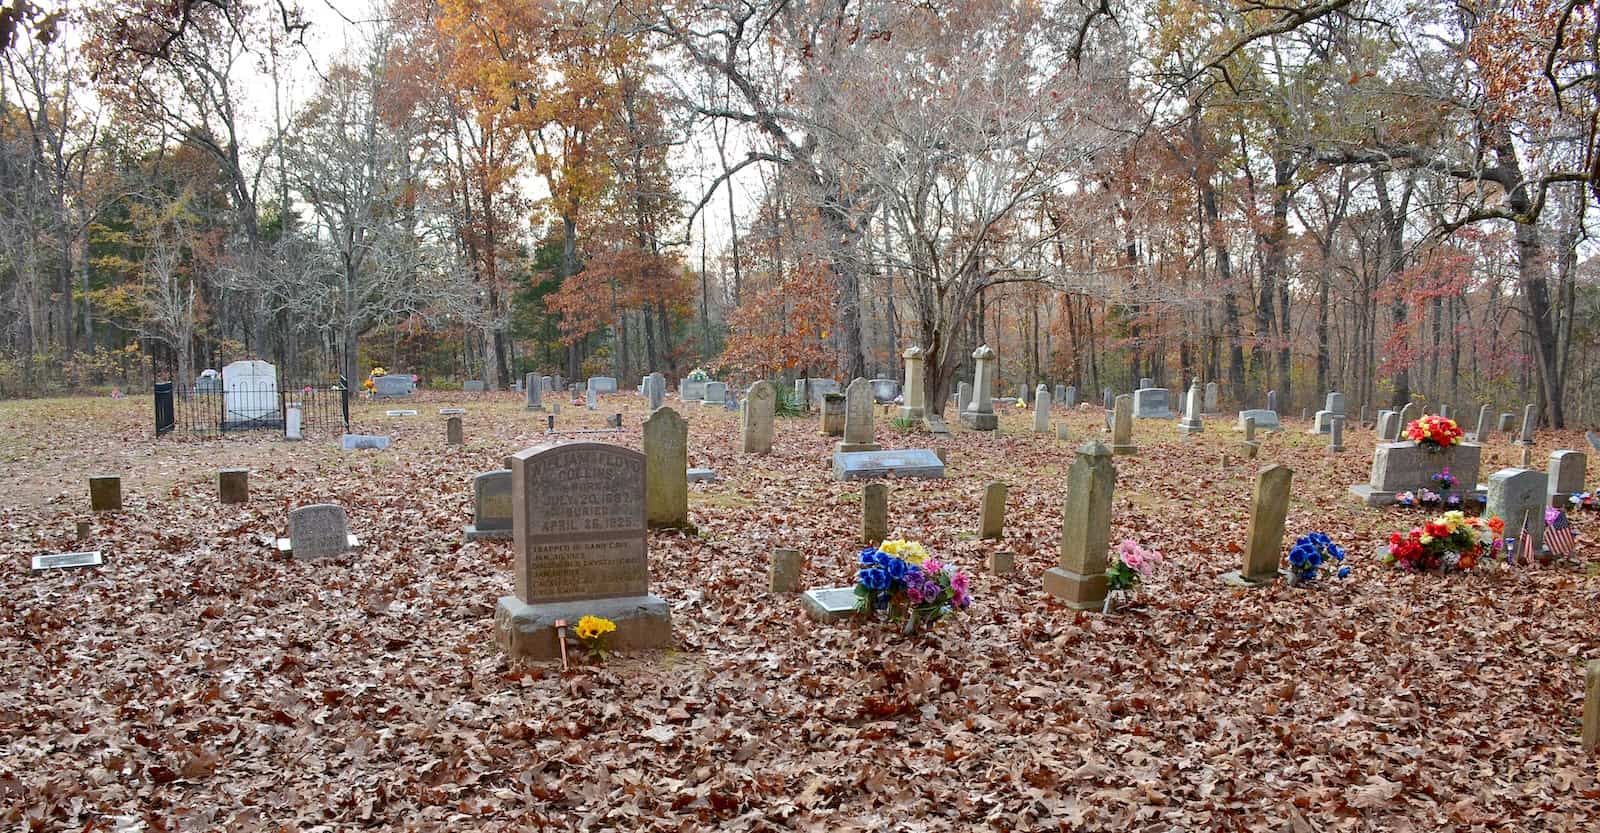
3, 393, 1598, 832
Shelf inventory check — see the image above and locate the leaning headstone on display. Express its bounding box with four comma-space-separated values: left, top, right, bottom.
218, 469, 248, 504
769, 549, 802, 593
1111, 395, 1136, 455
741, 381, 777, 454
445, 416, 464, 446
89, 475, 122, 512
839, 378, 880, 452
1178, 378, 1204, 435
525, 374, 544, 411
1547, 450, 1587, 507
1223, 465, 1293, 586
862, 483, 888, 545
1518, 404, 1537, 446
702, 382, 727, 404
1133, 386, 1173, 419
222, 359, 279, 428
463, 470, 514, 541
644, 407, 689, 528
979, 481, 1006, 540
820, 392, 846, 436
1043, 440, 1117, 610
494, 442, 670, 659
1033, 385, 1052, 433
1472, 404, 1491, 442
959, 345, 998, 430
1486, 468, 1547, 554
341, 434, 391, 451
277, 503, 356, 560
1203, 381, 1219, 414
832, 449, 946, 481
1328, 415, 1346, 453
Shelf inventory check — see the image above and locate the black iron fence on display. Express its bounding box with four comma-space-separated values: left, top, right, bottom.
154, 374, 349, 438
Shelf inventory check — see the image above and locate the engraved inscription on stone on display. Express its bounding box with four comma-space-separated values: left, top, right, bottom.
511, 442, 648, 604
288, 504, 351, 559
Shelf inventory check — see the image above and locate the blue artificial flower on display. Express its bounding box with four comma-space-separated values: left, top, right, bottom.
1337, 566, 1351, 579
884, 557, 909, 581
857, 567, 889, 591
1330, 544, 1346, 561
859, 548, 882, 567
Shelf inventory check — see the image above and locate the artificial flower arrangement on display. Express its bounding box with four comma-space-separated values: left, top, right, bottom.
854, 538, 971, 632
572, 615, 616, 661
1286, 532, 1350, 585
1395, 490, 1416, 507
1405, 414, 1464, 450
1383, 511, 1504, 572
686, 367, 710, 381
1570, 492, 1597, 511
1103, 539, 1162, 611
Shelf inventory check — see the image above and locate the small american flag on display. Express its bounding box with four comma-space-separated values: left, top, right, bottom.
1513, 511, 1537, 566
1546, 508, 1578, 560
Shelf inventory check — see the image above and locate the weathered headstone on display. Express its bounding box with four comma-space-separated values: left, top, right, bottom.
218, 468, 248, 504
769, 549, 802, 593
1499, 412, 1516, 433
839, 378, 880, 452
741, 381, 777, 455
525, 373, 545, 411
445, 416, 463, 445
960, 345, 998, 430
278, 503, 356, 560
587, 376, 618, 395
1472, 404, 1491, 442
1237, 408, 1281, 432
979, 481, 1006, 540
222, 360, 279, 427
1064, 385, 1078, 409
1329, 415, 1346, 453
341, 434, 391, 451
644, 407, 689, 528
870, 378, 899, 404
1376, 410, 1399, 441
1111, 394, 1136, 455
89, 475, 122, 512
1349, 441, 1483, 506
1267, 390, 1278, 413
1033, 385, 1052, 433
832, 448, 946, 481
494, 443, 670, 659
988, 551, 1016, 575
862, 483, 888, 545
1224, 465, 1293, 586
1178, 378, 1204, 435
956, 381, 972, 414
1055, 422, 1070, 441
1547, 450, 1587, 507
1139, 377, 1153, 390
1486, 467, 1546, 554
1519, 404, 1537, 446
646, 374, 664, 411
702, 381, 727, 404
463, 470, 514, 541
1203, 381, 1219, 414
1133, 387, 1173, 419
1043, 440, 1117, 610
820, 392, 846, 436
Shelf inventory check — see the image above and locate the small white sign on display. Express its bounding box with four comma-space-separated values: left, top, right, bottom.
386, 410, 419, 417
439, 408, 466, 415
32, 550, 104, 572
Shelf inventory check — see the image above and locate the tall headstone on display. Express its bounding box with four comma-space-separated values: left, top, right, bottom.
1102, 388, 1113, 410
900, 346, 926, 420
464, 470, 514, 541
222, 359, 279, 428
1178, 378, 1204, 435
525, 373, 544, 411
979, 481, 1006, 540
1329, 415, 1346, 453
959, 346, 998, 431
1226, 465, 1293, 585
741, 381, 776, 454
1064, 385, 1077, 408
820, 392, 846, 437
840, 378, 880, 452
1043, 441, 1117, 609
1266, 390, 1278, 413
495, 443, 670, 658
646, 374, 665, 411
282, 504, 355, 560
1548, 450, 1587, 507
1203, 381, 1219, 414
861, 483, 888, 545
1111, 394, 1136, 455
1376, 410, 1399, 441
89, 475, 122, 512
218, 468, 248, 504
446, 415, 464, 445
1519, 404, 1537, 446
1033, 385, 1052, 433
1486, 468, 1547, 554
1471, 404, 1491, 442
644, 408, 689, 528
1018, 383, 1031, 405
1053, 383, 1066, 407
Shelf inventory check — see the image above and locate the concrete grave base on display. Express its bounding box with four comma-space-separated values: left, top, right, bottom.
959, 411, 998, 430
832, 449, 946, 480
274, 534, 359, 558
1348, 484, 1487, 507
800, 586, 861, 623
462, 524, 511, 542
1042, 565, 1108, 610
835, 441, 883, 454
494, 594, 671, 660
1111, 443, 1138, 456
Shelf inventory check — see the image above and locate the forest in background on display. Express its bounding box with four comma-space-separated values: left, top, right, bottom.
0, 0, 1598, 425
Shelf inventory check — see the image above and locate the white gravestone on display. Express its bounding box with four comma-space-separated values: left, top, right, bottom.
222, 360, 279, 428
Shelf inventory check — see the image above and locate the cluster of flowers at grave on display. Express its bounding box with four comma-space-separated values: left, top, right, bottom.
687, 367, 709, 381
1105, 539, 1162, 592
1383, 511, 1503, 572
1286, 532, 1349, 585
1569, 492, 1598, 511
1394, 469, 1465, 509
573, 615, 617, 660
854, 538, 971, 630
1405, 415, 1464, 450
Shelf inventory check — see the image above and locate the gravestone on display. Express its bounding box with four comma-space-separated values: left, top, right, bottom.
1329, 415, 1346, 453
1223, 465, 1293, 586
463, 380, 486, 393
1589, 431, 1600, 453
463, 470, 514, 541
820, 392, 846, 436
741, 381, 776, 455
284, 404, 303, 440
800, 587, 859, 623
980, 481, 1006, 540
1133, 387, 1173, 419
1203, 381, 1219, 414
1267, 390, 1278, 413
1519, 404, 1537, 446
957, 381, 972, 414
1310, 391, 1344, 434
1018, 383, 1031, 405
960, 345, 998, 430
277, 504, 357, 560
1102, 388, 1113, 410
1548, 450, 1587, 507
900, 347, 927, 420
1054, 384, 1066, 407
1376, 410, 1399, 441
646, 374, 664, 411
1139, 377, 1153, 390
1349, 441, 1484, 506
644, 408, 689, 528
1439, 404, 1452, 420
1326, 392, 1346, 416
702, 382, 727, 404
1243, 416, 1257, 443
222, 360, 279, 428
31, 551, 103, 572
1056, 422, 1071, 440
1486, 468, 1547, 554
769, 549, 802, 593
832, 449, 946, 481
1396, 402, 1417, 434
1064, 385, 1078, 409
1472, 404, 1491, 442
195, 372, 222, 394
446, 416, 463, 445
374, 374, 414, 398
494, 443, 670, 659
340, 434, 391, 450
89, 475, 122, 512
1178, 379, 1203, 435
1033, 385, 1052, 433
541, 375, 553, 392
1237, 409, 1280, 432
862, 483, 888, 545
1498, 412, 1516, 433
1111, 395, 1136, 455
218, 469, 248, 505
587, 376, 618, 395
1043, 440, 1117, 610
679, 377, 708, 400
870, 379, 899, 404
525, 373, 544, 411
839, 378, 880, 452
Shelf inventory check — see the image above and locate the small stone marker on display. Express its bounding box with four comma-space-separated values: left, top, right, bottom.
1223, 464, 1293, 586
1055, 422, 1070, 441
341, 434, 391, 451
445, 416, 464, 445
979, 481, 1006, 540
833, 449, 946, 481
218, 469, 248, 504
1548, 450, 1587, 507
1043, 441, 1117, 610
1519, 404, 1537, 446
1242, 416, 1257, 442
769, 549, 802, 593
988, 550, 1015, 575
800, 587, 858, 623
1328, 415, 1346, 453
1583, 660, 1600, 753
31, 550, 104, 572
741, 381, 776, 454
839, 378, 880, 452
525, 373, 544, 411
861, 483, 888, 545
75, 520, 90, 540
464, 470, 514, 541
89, 475, 121, 512
1487, 468, 1547, 554
644, 407, 689, 528
1033, 385, 1052, 433
1111, 394, 1136, 455
276, 503, 357, 560
439, 407, 466, 415
687, 467, 716, 483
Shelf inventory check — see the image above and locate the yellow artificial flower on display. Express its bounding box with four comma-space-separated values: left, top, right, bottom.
1419, 534, 1434, 545
574, 615, 616, 641
880, 538, 928, 564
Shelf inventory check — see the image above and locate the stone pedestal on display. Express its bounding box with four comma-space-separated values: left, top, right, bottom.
960, 345, 998, 431
495, 595, 670, 660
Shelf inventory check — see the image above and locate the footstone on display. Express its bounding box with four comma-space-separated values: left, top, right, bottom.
988, 551, 1015, 575
800, 587, 859, 623
1548, 450, 1587, 507
439, 407, 465, 415
687, 468, 716, 483
218, 469, 248, 504
386, 409, 419, 417
89, 475, 121, 512
277, 503, 357, 560
770, 549, 802, 593
832, 449, 946, 481
979, 481, 1006, 540
495, 442, 670, 659
1043, 440, 1116, 610
341, 434, 391, 451
1222, 465, 1292, 587
862, 483, 888, 545
1487, 468, 1547, 553
31, 550, 103, 572
463, 470, 514, 541
446, 416, 463, 445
